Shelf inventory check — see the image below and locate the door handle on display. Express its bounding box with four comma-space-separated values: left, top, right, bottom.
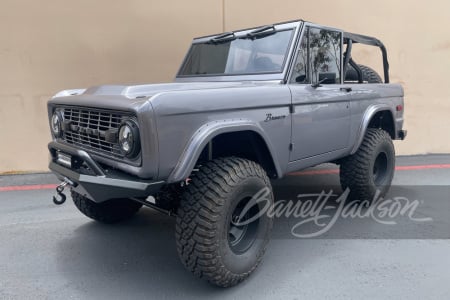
340, 87, 352, 92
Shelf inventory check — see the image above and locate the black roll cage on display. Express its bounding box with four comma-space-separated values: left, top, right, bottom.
343, 32, 390, 83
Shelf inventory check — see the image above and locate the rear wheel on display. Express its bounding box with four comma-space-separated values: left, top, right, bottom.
340, 128, 395, 201
175, 157, 273, 287
71, 190, 142, 224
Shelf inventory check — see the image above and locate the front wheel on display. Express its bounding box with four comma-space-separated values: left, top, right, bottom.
340, 128, 395, 201
175, 157, 274, 287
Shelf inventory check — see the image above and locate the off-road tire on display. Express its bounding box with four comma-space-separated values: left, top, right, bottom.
176, 157, 274, 287
346, 64, 383, 83
340, 128, 395, 201
71, 190, 143, 224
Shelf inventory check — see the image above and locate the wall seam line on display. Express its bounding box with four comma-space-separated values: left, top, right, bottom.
222, 0, 225, 31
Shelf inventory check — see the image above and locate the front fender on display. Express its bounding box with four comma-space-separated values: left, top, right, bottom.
167, 119, 282, 183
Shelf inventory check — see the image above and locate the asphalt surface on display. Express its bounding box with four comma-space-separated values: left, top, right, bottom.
1, 155, 450, 299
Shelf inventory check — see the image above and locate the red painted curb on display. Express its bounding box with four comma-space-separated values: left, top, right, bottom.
0, 164, 449, 192
0, 184, 57, 192
395, 164, 450, 171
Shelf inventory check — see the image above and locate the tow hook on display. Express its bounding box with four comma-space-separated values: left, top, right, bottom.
53, 178, 74, 205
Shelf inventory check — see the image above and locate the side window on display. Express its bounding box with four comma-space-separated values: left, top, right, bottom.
291, 27, 342, 84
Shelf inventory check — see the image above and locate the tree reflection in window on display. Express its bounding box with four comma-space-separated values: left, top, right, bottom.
292, 27, 341, 84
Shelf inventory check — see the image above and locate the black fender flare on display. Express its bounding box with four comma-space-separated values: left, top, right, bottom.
167, 119, 282, 183
351, 104, 396, 154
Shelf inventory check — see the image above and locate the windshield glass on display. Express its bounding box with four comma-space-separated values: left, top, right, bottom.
178, 29, 294, 77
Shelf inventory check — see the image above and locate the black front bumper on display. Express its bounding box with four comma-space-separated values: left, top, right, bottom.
48, 142, 164, 203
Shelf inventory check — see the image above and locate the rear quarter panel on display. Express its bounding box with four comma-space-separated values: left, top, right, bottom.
348, 83, 404, 151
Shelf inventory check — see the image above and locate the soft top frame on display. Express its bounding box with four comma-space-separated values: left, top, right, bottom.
343, 32, 390, 83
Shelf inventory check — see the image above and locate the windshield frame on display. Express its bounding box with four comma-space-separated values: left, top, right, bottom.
175, 21, 303, 82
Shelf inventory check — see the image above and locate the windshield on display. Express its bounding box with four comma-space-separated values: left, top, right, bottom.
178, 29, 294, 77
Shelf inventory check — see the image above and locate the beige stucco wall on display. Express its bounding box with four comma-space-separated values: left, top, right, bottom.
1, 0, 449, 173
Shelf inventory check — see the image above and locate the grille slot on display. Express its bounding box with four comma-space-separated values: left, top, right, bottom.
61, 107, 131, 157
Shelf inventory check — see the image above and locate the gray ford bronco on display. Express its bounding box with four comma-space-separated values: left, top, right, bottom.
47, 20, 406, 287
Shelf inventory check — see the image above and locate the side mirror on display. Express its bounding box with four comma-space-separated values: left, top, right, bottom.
318, 72, 337, 84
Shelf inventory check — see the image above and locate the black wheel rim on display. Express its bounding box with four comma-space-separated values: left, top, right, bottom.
373, 152, 388, 186
228, 197, 260, 254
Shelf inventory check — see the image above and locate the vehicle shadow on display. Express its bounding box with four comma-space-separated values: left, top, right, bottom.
56, 209, 225, 298
55, 172, 414, 297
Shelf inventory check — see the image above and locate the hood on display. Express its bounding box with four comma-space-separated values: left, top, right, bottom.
54, 81, 279, 100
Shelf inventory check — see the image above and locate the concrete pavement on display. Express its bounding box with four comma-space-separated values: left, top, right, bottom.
0, 155, 449, 299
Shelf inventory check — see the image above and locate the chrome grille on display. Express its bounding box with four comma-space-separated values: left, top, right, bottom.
61, 107, 131, 157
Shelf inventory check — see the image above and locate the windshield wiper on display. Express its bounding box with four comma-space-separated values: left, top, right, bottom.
244, 25, 276, 39
208, 32, 236, 44
208, 25, 276, 44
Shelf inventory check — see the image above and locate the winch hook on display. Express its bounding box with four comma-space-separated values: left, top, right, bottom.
53, 191, 66, 205
52, 178, 72, 205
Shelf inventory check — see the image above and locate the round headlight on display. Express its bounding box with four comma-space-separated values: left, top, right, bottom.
51, 111, 62, 137
118, 120, 140, 158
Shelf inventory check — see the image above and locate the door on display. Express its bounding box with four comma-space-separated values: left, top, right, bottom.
289, 26, 353, 161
